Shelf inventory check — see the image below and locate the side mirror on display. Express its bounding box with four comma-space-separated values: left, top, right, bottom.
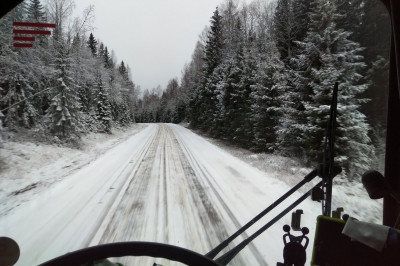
362, 170, 390, 199
362, 170, 400, 228
362, 170, 400, 203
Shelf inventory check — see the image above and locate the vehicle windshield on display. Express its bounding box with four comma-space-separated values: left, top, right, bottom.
0, 0, 391, 265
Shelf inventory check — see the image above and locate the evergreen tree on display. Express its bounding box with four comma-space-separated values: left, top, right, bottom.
196, 7, 224, 130
226, 21, 248, 144
273, 0, 293, 62
210, 62, 229, 137
95, 75, 112, 133
250, 41, 285, 152
98, 42, 105, 59
87, 33, 98, 57
296, 0, 373, 178
78, 83, 91, 113
118, 102, 130, 125
26, 0, 47, 22
336, 0, 364, 42
46, 45, 81, 138
0, 0, 139, 142
292, 0, 311, 45
103, 46, 111, 68
356, 0, 390, 128
277, 65, 309, 157
71, 34, 80, 52
277, 0, 322, 158
0, 74, 37, 129
186, 45, 204, 128
204, 7, 224, 76
118, 60, 128, 79
70, 32, 95, 127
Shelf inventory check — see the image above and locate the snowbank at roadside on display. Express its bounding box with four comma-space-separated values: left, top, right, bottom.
0, 124, 148, 216
192, 129, 383, 224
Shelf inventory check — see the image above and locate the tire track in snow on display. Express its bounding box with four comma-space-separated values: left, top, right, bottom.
95, 124, 251, 265
171, 124, 268, 266
164, 126, 246, 264
95, 125, 163, 243
170, 136, 246, 266
96, 124, 211, 265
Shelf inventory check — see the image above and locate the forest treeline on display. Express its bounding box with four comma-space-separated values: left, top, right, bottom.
0, 0, 137, 140
0, 0, 391, 179
135, 0, 390, 179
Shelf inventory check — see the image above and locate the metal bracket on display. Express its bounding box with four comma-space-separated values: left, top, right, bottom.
332, 207, 344, 219
291, 209, 304, 231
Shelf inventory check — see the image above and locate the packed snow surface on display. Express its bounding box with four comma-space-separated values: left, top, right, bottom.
0, 124, 381, 265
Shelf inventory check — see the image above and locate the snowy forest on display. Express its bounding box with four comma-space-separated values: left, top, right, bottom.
136, 0, 390, 180
0, 0, 391, 180
0, 0, 137, 140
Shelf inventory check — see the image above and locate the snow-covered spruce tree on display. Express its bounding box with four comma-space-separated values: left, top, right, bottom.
25, 0, 48, 46
0, 6, 50, 129
272, 0, 312, 158
211, 62, 230, 138
98, 42, 105, 59
95, 74, 112, 133
87, 33, 98, 57
211, 17, 245, 140
0, 74, 37, 129
0, 2, 43, 129
71, 34, 100, 132
26, 0, 47, 22
108, 71, 125, 124
296, 0, 374, 178
187, 86, 202, 128
356, 0, 390, 129
273, 0, 293, 62
117, 61, 136, 125
103, 46, 112, 69
336, 0, 364, 42
240, 35, 259, 148
184, 41, 205, 126
250, 39, 285, 152
276, 64, 311, 158
277, 48, 314, 158
160, 78, 179, 123
204, 7, 224, 76
196, 7, 224, 130
118, 102, 131, 126
99, 50, 127, 124
78, 83, 91, 113
118, 60, 127, 78
125, 79, 137, 123
228, 19, 253, 147
46, 44, 81, 138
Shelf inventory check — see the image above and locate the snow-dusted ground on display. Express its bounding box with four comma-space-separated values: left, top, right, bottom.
0, 123, 382, 265
195, 130, 383, 224
0, 124, 148, 216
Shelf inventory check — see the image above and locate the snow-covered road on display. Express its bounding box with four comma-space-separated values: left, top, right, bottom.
1, 124, 322, 265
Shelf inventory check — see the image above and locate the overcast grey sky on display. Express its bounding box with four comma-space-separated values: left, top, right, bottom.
74, 0, 253, 91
